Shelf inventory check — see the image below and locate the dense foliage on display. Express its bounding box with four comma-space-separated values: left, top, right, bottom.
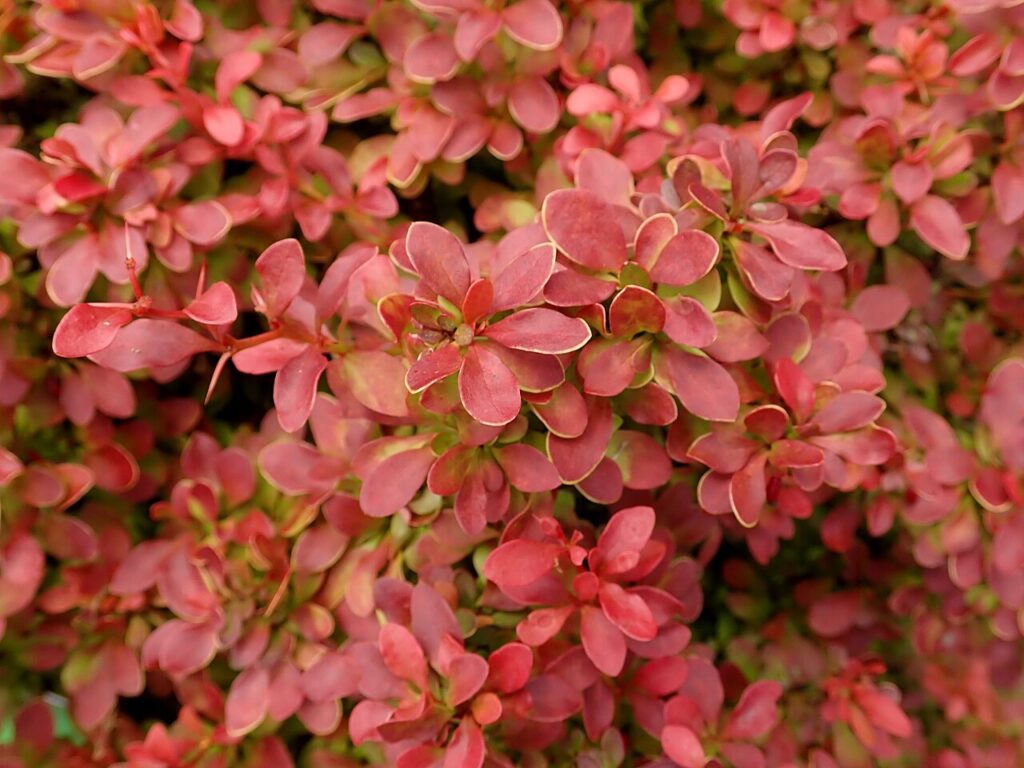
1, 0, 1023, 766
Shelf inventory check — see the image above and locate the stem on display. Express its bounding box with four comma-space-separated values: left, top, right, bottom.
228, 326, 286, 353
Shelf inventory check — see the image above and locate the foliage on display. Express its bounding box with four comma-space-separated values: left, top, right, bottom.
1, 0, 1024, 766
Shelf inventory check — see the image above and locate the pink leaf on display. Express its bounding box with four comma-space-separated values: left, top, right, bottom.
730, 453, 767, 527
662, 724, 706, 768
174, 201, 231, 246
255, 239, 306, 318
443, 718, 485, 768
343, 351, 410, 416
203, 103, 245, 147
598, 583, 657, 641
407, 344, 463, 393
662, 348, 739, 422
459, 344, 521, 426
650, 230, 719, 286
812, 392, 885, 434
748, 219, 846, 271
404, 33, 459, 84
88, 319, 220, 372
580, 605, 627, 676
494, 444, 561, 492
274, 347, 327, 433
909, 195, 969, 260
379, 623, 428, 688
723, 680, 783, 739
406, 222, 471, 304
487, 643, 533, 693
502, 0, 563, 50
542, 189, 627, 271
184, 282, 238, 326
508, 77, 560, 134
225, 667, 270, 738
484, 539, 559, 589
53, 305, 133, 358
490, 243, 556, 312
359, 447, 435, 517
849, 285, 910, 332
485, 308, 591, 354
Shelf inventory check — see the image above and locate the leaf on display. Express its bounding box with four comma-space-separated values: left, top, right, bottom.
53, 305, 133, 358
487, 643, 533, 693
849, 285, 910, 332
174, 201, 231, 246
184, 282, 238, 325
292, 524, 349, 574
406, 222, 471, 304
443, 718, 485, 768
812, 392, 885, 434
485, 308, 591, 354
359, 447, 435, 517
379, 623, 428, 688
662, 296, 717, 348
662, 724, 706, 768
748, 219, 846, 271
343, 351, 410, 416
407, 344, 463, 393
580, 605, 627, 676
598, 583, 657, 641
729, 453, 767, 527
494, 444, 561, 492
490, 243, 556, 312
255, 239, 306, 318
595, 506, 655, 567
225, 666, 270, 738
484, 539, 559, 589
542, 189, 628, 271
274, 347, 328, 433
909, 195, 969, 260
662, 348, 740, 422
723, 680, 783, 739
609, 286, 666, 336
458, 344, 521, 426
508, 76, 560, 134
502, 0, 563, 50
88, 319, 220, 372
650, 230, 719, 286
732, 239, 794, 301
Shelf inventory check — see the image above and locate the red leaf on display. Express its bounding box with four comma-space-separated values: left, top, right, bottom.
773, 357, 815, 422
650, 230, 719, 286
580, 605, 627, 676
598, 583, 657, 641
507, 76, 560, 134
729, 453, 767, 527
443, 718, 485, 768
292, 524, 349, 573
542, 189, 627, 271
485, 308, 591, 354
494, 444, 560, 492
89, 319, 220, 372
184, 282, 237, 325
225, 666, 270, 738
458, 344, 521, 426
723, 680, 783, 739
609, 286, 666, 337
406, 222, 471, 304
53, 304, 132, 358
447, 653, 489, 705
379, 623, 428, 688
274, 347, 327, 433
547, 397, 614, 482
663, 296, 717, 349
255, 239, 306, 318
487, 642, 533, 693
748, 219, 846, 271
909, 195, 969, 260
662, 724, 706, 768
662, 348, 740, 422
484, 539, 559, 589
407, 344, 463, 393
490, 242, 556, 312
733, 239, 794, 301
812, 392, 885, 434
502, 0, 563, 50
343, 351, 410, 416
174, 201, 231, 246
849, 285, 910, 332
359, 447, 434, 517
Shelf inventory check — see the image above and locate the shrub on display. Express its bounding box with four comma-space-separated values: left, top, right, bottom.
1, 0, 1023, 767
